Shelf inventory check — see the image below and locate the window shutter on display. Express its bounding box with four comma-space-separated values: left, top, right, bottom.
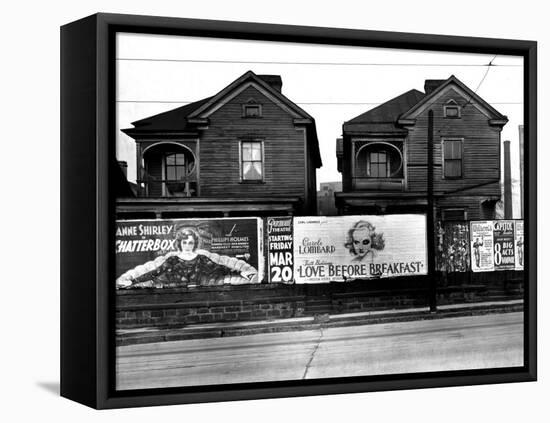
443, 139, 463, 178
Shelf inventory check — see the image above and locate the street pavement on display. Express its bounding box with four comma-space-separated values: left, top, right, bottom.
116, 311, 523, 390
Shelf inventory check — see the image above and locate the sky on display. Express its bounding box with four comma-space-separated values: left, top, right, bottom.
116, 32, 524, 217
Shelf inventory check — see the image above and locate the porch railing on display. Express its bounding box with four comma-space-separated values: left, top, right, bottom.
352, 176, 404, 191
136, 178, 198, 198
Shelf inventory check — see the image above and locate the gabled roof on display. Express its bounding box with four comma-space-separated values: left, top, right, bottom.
122, 71, 322, 167
399, 75, 507, 122
343, 89, 425, 134
187, 70, 314, 121
343, 75, 508, 136
123, 71, 316, 134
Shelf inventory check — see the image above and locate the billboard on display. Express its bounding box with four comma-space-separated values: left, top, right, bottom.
292, 215, 427, 283
115, 218, 264, 288
116, 217, 523, 287
470, 220, 524, 272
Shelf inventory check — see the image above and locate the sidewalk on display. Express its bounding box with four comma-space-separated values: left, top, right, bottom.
116, 299, 523, 346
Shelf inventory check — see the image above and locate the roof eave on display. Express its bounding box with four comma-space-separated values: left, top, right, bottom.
187, 70, 313, 122
397, 118, 416, 126
401, 75, 506, 120
488, 118, 509, 127
343, 125, 408, 136
187, 118, 209, 125
121, 129, 200, 138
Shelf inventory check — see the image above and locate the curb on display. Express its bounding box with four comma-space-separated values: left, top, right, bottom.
116, 300, 524, 346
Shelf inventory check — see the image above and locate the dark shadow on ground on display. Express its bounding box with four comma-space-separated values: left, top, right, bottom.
36, 381, 60, 396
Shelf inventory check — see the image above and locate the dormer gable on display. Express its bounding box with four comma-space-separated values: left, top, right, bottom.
398, 75, 508, 127
187, 70, 313, 124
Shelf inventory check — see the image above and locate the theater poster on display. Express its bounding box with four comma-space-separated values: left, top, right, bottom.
493, 220, 516, 270
265, 216, 294, 283
292, 214, 427, 283
514, 220, 524, 270
115, 218, 264, 288
470, 220, 524, 273
470, 221, 495, 272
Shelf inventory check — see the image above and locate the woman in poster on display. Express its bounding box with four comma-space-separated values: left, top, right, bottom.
116, 227, 258, 288
344, 220, 385, 263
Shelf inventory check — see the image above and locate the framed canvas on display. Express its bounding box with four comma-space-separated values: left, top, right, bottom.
60, 13, 537, 409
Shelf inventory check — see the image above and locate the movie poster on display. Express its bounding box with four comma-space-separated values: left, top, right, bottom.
493, 220, 516, 270
115, 218, 264, 288
265, 217, 294, 283
514, 220, 524, 270
470, 221, 494, 272
292, 215, 427, 283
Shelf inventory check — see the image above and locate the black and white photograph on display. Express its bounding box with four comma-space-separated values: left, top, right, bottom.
5, 0, 548, 420
113, 31, 527, 391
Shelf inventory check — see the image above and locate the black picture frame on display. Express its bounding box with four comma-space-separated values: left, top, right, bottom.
60, 12, 537, 409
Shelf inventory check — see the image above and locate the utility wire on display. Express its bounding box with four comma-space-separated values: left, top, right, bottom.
116, 100, 521, 105
473, 56, 496, 93
437, 55, 499, 134
117, 57, 522, 119
117, 57, 521, 67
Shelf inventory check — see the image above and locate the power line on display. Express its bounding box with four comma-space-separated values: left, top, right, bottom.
473, 56, 496, 92
117, 57, 521, 67
116, 57, 523, 122
437, 56, 498, 134
117, 100, 522, 105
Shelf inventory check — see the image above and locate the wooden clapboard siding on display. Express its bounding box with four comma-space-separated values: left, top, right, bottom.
436, 195, 497, 220
338, 81, 503, 220
408, 88, 502, 219
123, 72, 320, 216
406, 88, 501, 197
199, 86, 307, 202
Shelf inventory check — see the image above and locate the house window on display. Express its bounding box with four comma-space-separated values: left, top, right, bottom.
355, 142, 403, 179
444, 100, 461, 118
243, 104, 262, 118
165, 153, 191, 181
443, 139, 463, 178
141, 143, 197, 198
441, 208, 467, 221
164, 152, 196, 196
241, 141, 263, 181
368, 152, 389, 177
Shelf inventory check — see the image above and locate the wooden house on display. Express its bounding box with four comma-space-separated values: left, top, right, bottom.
336, 76, 508, 221
118, 71, 322, 218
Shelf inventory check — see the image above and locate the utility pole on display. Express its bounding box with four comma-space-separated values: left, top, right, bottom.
427, 110, 437, 312
503, 140, 513, 219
